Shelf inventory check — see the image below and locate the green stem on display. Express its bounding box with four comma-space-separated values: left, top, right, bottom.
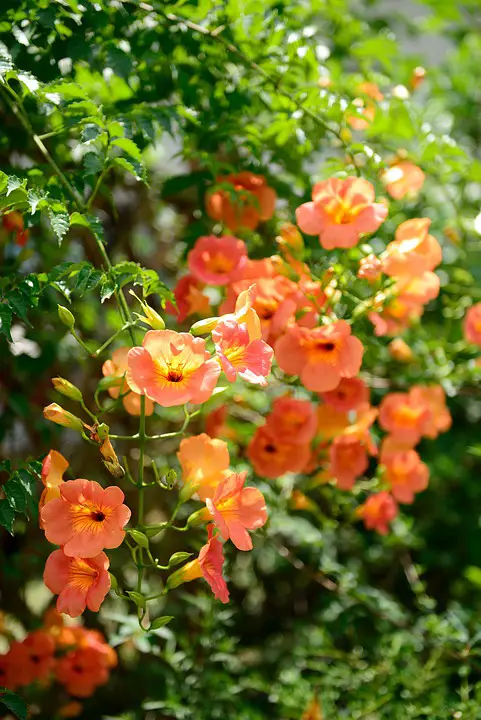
92, 321, 139, 358
70, 328, 94, 355
136, 395, 147, 621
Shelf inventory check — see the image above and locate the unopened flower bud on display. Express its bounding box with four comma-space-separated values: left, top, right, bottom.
410, 66, 426, 90
52, 377, 83, 402
277, 222, 304, 254
186, 507, 211, 528
358, 254, 382, 282
129, 290, 165, 329
100, 436, 125, 478
388, 338, 414, 363
190, 316, 219, 335
166, 559, 202, 591
43, 403, 84, 432
58, 305, 75, 329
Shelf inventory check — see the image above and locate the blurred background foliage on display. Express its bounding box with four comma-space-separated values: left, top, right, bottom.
2, 0, 481, 718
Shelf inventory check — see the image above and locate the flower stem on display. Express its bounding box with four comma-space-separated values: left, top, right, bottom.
136, 395, 147, 621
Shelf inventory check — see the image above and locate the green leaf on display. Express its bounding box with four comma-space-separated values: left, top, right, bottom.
0, 500, 15, 534
111, 137, 143, 162
0, 304, 12, 341
0, 689, 29, 720
83, 151, 103, 177
48, 208, 70, 245
149, 616, 174, 630
3, 478, 28, 514
100, 275, 115, 302
6, 176, 27, 196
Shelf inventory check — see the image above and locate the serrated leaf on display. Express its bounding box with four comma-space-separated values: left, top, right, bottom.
111, 137, 143, 162
83, 151, 103, 176
0, 304, 12, 341
106, 45, 133, 80
6, 176, 27, 196
111, 155, 146, 183
49, 210, 70, 244
73, 265, 102, 296
27, 189, 48, 214
4, 478, 28, 514
150, 616, 174, 630
8, 289, 33, 327
81, 122, 105, 143
100, 275, 116, 302
0, 500, 15, 534
0, 689, 29, 720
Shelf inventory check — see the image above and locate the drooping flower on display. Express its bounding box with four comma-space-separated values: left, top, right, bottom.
165, 274, 211, 322
464, 303, 481, 347
357, 254, 382, 281
205, 172, 276, 231
56, 647, 110, 698
40, 450, 69, 517
177, 433, 230, 501
382, 219, 442, 278
320, 377, 369, 412
378, 391, 432, 444
167, 525, 229, 603
329, 435, 369, 490
7, 631, 56, 687
247, 425, 311, 479
296, 177, 388, 250
188, 235, 247, 286
127, 330, 220, 407
206, 472, 267, 551
41, 479, 131, 558
265, 395, 317, 445
44, 549, 111, 618
102, 347, 154, 417
383, 450, 429, 503
212, 317, 273, 386
357, 492, 398, 535
275, 320, 364, 392
381, 161, 425, 200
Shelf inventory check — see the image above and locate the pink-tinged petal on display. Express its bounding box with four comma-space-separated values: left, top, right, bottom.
189, 358, 221, 404
238, 368, 267, 386
238, 487, 267, 530
44, 549, 70, 594
59, 478, 90, 504
258, 185, 277, 220
338, 335, 364, 377
63, 532, 105, 558
126, 346, 157, 397
218, 352, 238, 382
354, 203, 388, 234
42, 498, 73, 546
301, 363, 340, 392
101, 485, 125, 508
206, 498, 229, 540
228, 521, 253, 551
274, 331, 306, 376
296, 202, 325, 235
87, 573, 111, 613
57, 586, 88, 618
321, 223, 359, 250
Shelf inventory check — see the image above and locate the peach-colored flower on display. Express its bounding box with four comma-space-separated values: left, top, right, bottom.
290, 490, 316, 512
7, 631, 56, 687
369, 297, 424, 337
44, 549, 110, 618
247, 425, 311, 479
188, 235, 247, 286
102, 347, 154, 417
206, 472, 267, 551
381, 161, 425, 200
296, 177, 388, 250
383, 450, 429, 503
382, 219, 442, 278
320, 377, 369, 412
388, 338, 413, 362
165, 274, 211, 322
266, 395, 317, 445
358, 254, 382, 281
127, 330, 220, 407
178, 433, 230, 501
41, 479, 131, 558
347, 99, 376, 131
56, 647, 109, 697
464, 303, 481, 347
378, 392, 431, 444
40, 450, 69, 518
379, 434, 416, 463
206, 172, 276, 231
342, 404, 378, 455
329, 435, 368, 490
357, 491, 398, 535
167, 525, 229, 603
397, 271, 440, 306
212, 317, 273, 386
275, 320, 364, 392
409, 385, 451, 439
